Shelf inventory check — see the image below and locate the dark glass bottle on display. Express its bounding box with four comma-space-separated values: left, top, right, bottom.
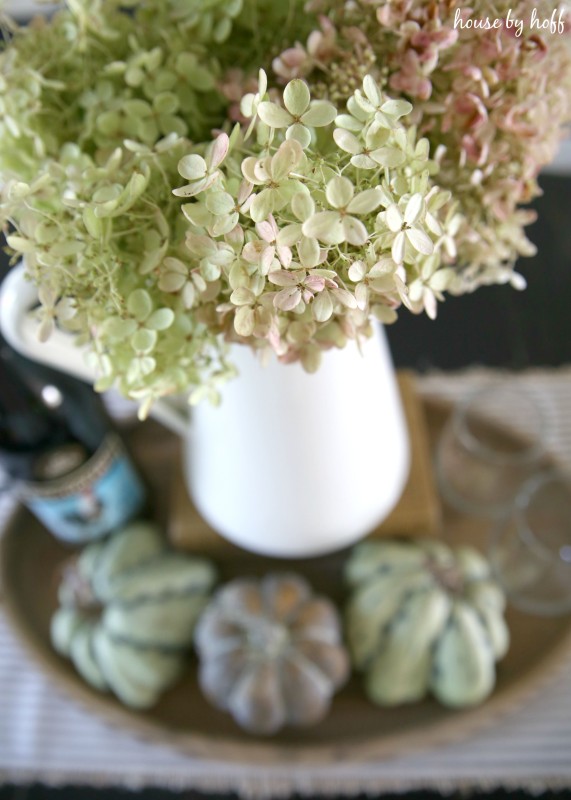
0, 339, 146, 543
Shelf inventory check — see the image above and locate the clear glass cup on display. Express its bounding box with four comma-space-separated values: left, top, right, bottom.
435, 383, 546, 517
489, 471, 571, 616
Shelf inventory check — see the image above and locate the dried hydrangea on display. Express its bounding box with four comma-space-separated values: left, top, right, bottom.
2, 0, 567, 416
0, 0, 310, 412
268, 0, 571, 293
172, 73, 457, 372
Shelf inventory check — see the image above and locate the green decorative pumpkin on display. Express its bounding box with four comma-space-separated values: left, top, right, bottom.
51, 521, 217, 709
345, 540, 509, 708
194, 573, 350, 735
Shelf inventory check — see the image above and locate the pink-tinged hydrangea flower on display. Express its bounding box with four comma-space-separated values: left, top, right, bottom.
268, 0, 571, 293
175, 73, 450, 368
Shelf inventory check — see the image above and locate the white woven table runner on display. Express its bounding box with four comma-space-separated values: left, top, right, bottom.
2, 367, 571, 798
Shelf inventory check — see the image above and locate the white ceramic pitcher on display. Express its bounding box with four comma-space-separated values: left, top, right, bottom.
0, 263, 410, 557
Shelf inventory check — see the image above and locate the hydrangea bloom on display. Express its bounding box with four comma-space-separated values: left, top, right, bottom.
0, 0, 311, 412
0, 0, 569, 415
173, 73, 456, 372
269, 0, 571, 292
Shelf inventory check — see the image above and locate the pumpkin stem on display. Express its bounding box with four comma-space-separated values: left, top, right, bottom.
425, 557, 465, 595
247, 620, 291, 658
59, 557, 103, 618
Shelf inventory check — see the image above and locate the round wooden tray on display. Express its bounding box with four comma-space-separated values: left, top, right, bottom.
2, 398, 571, 765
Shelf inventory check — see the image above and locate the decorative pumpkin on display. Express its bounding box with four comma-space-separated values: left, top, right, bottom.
194, 573, 350, 734
51, 521, 217, 709
345, 540, 509, 708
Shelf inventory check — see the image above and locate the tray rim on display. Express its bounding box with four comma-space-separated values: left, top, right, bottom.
2, 396, 571, 766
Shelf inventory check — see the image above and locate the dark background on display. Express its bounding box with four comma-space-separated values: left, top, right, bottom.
385, 173, 571, 372
1, 174, 570, 800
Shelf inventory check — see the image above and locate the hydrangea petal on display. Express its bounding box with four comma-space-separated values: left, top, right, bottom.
241, 156, 262, 185
372, 305, 398, 324
347, 188, 383, 215
286, 122, 312, 149
313, 290, 333, 322
128, 356, 156, 382
334, 113, 363, 132
284, 79, 310, 117
302, 211, 345, 245
343, 216, 368, 246
392, 231, 406, 264
127, 289, 152, 321
38, 317, 54, 343
159, 271, 186, 293
365, 124, 390, 149
301, 101, 337, 127
354, 91, 376, 115
380, 98, 413, 118
178, 154, 207, 181
510, 272, 527, 290
260, 244, 276, 274
355, 282, 368, 310
182, 283, 196, 308
404, 194, 424, 225
131, 328, 157, 353
231, 287, 256, 305
348, 260, 366, 282
274, 286, 302, 311
325, 176, 354, 209
206, 191, 235, 216
277, 223, 303, 247
147, 308, 175, 330
182, 202, 211, 227
172, 173, 219, 198
425, 212, 443, 236
385, 204, 404, 233
211, 212, 239, 237
332, 287, 358, 308
415, 138, 430, 160
405, 226, 433, 255
268, 270, 300, 287
254, 220, 274, 243
140, 245, 167, 275
298, 236, 320, 268
257, 102, 293, 128
333, 128, 362, 155
291, 192, 315, 221
105, 317, 137, 341
425, 291, 438, 320
363, 75, 383, 108
301, 345, 321, 373
163, 257, 187, 275
234, 306, 255, 337
350, 154, 377, 170
271, 140, 302, 181
275, 180, 304, 208
371, 147, 405, 168
250, 190, 274, 223
6, 235, 34, 253
429, 268, 454, 292
209, 133, 229, 170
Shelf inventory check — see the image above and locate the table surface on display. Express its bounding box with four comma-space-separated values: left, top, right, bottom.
2, 368, 571, 798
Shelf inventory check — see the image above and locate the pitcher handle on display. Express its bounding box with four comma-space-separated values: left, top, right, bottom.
0, 262, 189, 437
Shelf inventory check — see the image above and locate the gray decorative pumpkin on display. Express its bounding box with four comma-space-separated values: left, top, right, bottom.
51, 521, 217, 709
345, 540, 510, 708
194, 573, 350, 734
